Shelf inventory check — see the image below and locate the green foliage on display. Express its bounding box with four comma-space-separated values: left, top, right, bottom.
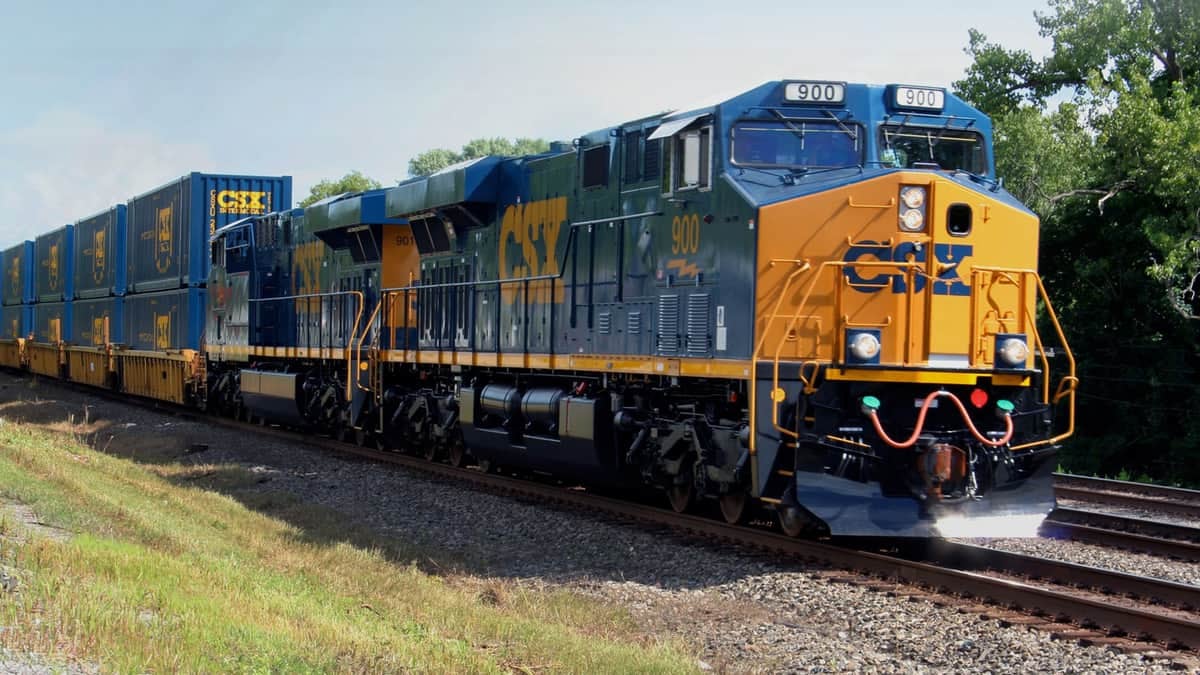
956, 0, 1200, 486
299, 170, 382, 207
408, 137, 550, 177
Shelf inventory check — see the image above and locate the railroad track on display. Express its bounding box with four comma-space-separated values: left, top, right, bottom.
12, 375, 1200, 660
1043, 509, 1200, 562
1054, 474, 1200, 521
199, 414, 1200, 655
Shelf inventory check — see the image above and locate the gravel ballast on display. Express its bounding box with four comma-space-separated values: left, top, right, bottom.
0, 373, 1191, 672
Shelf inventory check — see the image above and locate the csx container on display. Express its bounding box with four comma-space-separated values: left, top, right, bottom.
1, 241, 34, 306
35, 225, 74, 302
0, 305, 31, 339
126, 173, 292, 293
74, 205, 127, 298
71, 296, 124, 346
33, 302, 72, 343
124, 287, 206, 350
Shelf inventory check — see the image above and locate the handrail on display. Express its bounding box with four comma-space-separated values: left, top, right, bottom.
972, 266, 1077, 451
252, 290, 364, 401
355, 300, 383, 393
759, 259, 923, 438
847, 196, 896, 209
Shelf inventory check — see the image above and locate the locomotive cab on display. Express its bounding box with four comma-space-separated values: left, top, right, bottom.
740, 81, 1076, 536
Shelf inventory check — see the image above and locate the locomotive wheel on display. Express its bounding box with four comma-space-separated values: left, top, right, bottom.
334, 424, 349, 443
422, 441, 440, 462
354, 428, 369, 447
777, 506, 808, 537
476, 458, 494, 474
719, 492, 749, 525
666, 479, 694, 513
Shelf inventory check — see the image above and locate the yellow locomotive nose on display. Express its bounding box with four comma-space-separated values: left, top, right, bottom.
754, 171, 1045, 375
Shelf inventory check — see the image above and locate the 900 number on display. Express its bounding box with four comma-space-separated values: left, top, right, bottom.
894, 86, 945, 110
784, 81, 845, 104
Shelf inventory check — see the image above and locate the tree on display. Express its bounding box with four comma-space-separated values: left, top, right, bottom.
300, 171, 383, 207
955, 0, 1200, 484
408, 137, 550, 177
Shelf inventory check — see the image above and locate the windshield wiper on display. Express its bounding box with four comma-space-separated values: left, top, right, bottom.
952, 168, 1001, 192
736, 165, 792, 185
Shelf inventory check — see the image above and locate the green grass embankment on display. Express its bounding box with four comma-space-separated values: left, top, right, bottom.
0, 420, 694, 673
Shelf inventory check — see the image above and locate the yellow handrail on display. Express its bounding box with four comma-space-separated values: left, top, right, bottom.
971, 266, 1077, 450
354, 299, 383, 394
759, 259, 922, 438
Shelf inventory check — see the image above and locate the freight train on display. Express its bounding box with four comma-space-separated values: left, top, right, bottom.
0, 80, 1077, 537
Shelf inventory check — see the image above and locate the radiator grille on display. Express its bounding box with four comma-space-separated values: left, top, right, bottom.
686, 293, 710, 354
657, 295, 679, 354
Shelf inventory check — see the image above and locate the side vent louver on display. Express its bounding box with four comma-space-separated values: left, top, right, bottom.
628, 311, 641, 335
686, 293, 711, 355
597, 311, 612, 335
643, 138, 662, 181
657, 294, 679, 354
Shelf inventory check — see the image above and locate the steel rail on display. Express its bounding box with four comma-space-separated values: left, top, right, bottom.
1040, 519, 1200, 562
1054, 485, 1200, 520
1048, 507, 1200, 543
1055, 474, 1200, 504
921, 540, 1200, 610
200, 415, 1200, 652
9, 373, 1200, 654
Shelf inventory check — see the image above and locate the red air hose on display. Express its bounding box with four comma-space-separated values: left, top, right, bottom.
867, 390, 1014, 449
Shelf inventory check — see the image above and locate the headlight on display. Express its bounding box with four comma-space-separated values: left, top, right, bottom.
899, 208, 925, 231
997, 337, 1029, 366
849, 332, 881, 361
900, 186, 926, 209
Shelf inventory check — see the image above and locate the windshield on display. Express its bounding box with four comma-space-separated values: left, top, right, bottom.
880, 125, 987, 174
731, 120, 862, 170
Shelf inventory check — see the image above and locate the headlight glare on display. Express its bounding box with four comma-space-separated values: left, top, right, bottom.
900, 208, 924, 231
997, 337, 1029, 366
849, 332, 881, 361
900, 186, 926, 209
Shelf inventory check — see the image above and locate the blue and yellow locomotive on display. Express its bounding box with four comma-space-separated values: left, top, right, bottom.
202, 79, 1075, 537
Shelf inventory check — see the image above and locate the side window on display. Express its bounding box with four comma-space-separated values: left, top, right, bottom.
675, 127, 712, 191
581, 144, 609, 189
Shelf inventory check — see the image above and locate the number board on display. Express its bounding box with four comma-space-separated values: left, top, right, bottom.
783, 81, 846, 105
892, 86, 945, 111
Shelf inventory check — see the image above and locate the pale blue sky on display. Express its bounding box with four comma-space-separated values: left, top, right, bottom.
0, 0, 1053, 247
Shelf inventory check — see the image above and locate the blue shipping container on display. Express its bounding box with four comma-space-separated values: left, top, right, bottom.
124, 287, 206, 351
0, 305, 32, 339
74, 205, 127, 298
35, 225, 74, 302
126, 172, 292, 293
2, 241, 35, 306
33, 302, 72, 343
72, 296, 124, 346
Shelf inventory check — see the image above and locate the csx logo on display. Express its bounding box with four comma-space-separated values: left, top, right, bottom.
216, 191, 268, 215
843, 242, 972, 296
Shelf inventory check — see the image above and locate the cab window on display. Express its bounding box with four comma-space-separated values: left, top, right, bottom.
880, 125, 987, 174
731, 120, 861, 169
674, 126, 711, 190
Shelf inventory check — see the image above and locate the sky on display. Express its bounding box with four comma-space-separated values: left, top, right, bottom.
0, 0, 1054, 248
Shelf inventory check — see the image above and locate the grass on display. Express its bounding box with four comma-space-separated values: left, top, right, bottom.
0, 419, 696, 673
